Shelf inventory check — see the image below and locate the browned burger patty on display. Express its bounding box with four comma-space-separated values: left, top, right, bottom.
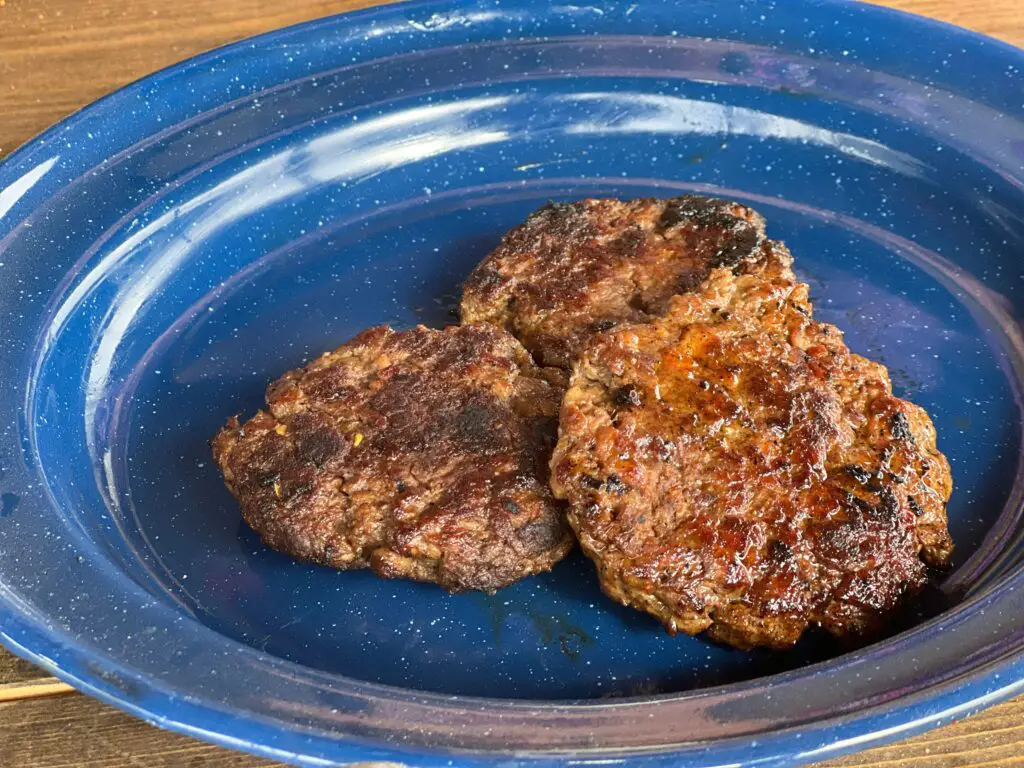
461, 195, 780, 369
550, 247, 954, 649
212, 324, 574, 593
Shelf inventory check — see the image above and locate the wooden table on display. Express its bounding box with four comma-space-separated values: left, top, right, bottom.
1, 0, 1022, 765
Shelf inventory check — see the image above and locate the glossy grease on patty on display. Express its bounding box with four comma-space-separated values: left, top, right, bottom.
550, 248, 953, 649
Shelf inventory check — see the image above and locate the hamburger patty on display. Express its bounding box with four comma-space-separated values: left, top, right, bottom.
461, 195, 777, 369
212, 324, 574, 593
550, 247, 954, 649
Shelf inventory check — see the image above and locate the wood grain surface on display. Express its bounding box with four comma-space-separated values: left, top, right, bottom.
0, 650, 50, 686
0, 1, 1022, 766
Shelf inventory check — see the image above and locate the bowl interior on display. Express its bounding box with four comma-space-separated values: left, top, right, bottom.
15, 33, 1024, 700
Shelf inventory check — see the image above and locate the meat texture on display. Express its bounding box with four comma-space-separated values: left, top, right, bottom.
212, 324, 574, 593
550, 246, 954, 649
461, 195, 777, 369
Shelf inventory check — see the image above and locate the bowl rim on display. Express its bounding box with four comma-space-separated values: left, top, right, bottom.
2, 0, 1024, 765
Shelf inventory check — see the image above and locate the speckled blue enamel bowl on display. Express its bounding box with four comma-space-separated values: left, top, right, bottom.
1, 0, 1024, 765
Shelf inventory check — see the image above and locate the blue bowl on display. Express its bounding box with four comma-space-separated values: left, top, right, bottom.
2, 0, 1024, 765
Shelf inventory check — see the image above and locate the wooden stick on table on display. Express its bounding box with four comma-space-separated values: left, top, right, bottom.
1, 1, 1022, 766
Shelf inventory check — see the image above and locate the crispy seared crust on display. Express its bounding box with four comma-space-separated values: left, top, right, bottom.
550, 248, 954, 649
461, 196, 773, 369
212, 324, 574, 593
